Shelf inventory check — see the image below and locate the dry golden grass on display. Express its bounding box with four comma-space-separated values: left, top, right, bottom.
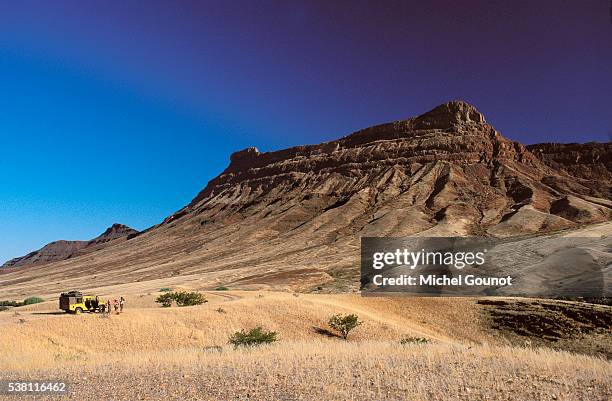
0, 291, 610, 400
2, 342, 610, 400
0, 292, 488, 370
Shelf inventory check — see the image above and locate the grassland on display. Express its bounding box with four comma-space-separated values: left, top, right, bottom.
0, 291, 610, 400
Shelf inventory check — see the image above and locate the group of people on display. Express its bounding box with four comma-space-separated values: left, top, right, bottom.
103, 296, 125, 314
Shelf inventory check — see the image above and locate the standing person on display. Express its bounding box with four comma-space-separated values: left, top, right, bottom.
113, 299, 119, 315
119, 297, 125, 313
106, 299, 111, 314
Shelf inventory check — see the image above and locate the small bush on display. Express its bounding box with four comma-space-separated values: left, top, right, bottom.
174, 291, 207, 306
0, 300, 23, 307
155, 293, 174, 307
400, 336, 430, 345
159, 287, 172, 292
229, 326, 278, 348
328, 314, 362, 340
0, 306, 9, 312
23, 296, 44, 305
215, 285, 229, 291
155, 291, 207, 307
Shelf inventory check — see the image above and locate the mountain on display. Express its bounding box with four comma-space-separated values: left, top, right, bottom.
1, 101, 610, 296
527, 142, 611, 199
1, 224, 138, 269
170, 100, 610, 237
87, 223, 140, 246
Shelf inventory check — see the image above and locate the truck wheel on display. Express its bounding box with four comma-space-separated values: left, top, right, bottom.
74, 307, 83, 314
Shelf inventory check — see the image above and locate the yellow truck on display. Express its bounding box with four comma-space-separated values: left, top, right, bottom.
59, 291, 106, 314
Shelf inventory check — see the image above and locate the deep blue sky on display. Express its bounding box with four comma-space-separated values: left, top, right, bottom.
1, 1, 611, 263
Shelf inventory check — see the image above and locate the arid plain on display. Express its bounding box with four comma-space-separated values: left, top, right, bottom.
1, 291, 611, 400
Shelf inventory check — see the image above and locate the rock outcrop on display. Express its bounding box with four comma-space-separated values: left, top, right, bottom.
527, 142, 611, 199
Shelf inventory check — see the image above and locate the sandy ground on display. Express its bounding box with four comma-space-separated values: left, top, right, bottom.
0, 291, 610, 400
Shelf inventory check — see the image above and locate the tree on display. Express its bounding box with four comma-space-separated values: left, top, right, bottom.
328, 313, 362, 340
173, 291, 207, 306
228, 326, 278, 348
155, 291, 207, 307
155, 292, 174, 307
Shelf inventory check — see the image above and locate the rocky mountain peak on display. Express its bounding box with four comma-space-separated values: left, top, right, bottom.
99, 223, 136, 237
90, 224, 138, 245
230, 147, 261, 165
412, 100, 486, 129
178, 101, 609, 241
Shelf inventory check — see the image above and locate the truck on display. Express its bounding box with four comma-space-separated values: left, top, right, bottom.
59, 291, 106, 314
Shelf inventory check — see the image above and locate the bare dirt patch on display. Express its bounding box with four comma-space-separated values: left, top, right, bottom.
478, 299, 612, 358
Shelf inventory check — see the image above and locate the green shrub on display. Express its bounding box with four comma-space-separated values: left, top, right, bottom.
155, 291, 207, 307
159, 287, 172, 292
23, 296, 44, 305
155, 293, 174, 307
215, 285, 229, 291
328, 314, 362, 340
174, 291, 207, 306
0, 300, 23, 307
229, 326, 278, 348
400, 336, 430, 345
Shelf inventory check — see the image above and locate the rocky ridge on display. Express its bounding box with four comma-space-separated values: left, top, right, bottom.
171, 101, 610, 238
2, 223, 138, 268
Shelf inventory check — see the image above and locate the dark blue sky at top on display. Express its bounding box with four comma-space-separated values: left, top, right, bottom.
0, 1, 611, 263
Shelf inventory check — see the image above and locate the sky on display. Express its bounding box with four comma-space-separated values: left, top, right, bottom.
0, 0, 611, 264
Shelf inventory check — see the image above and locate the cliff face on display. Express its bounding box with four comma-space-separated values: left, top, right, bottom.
527, 142, 612, 199
173, 101, 609, 238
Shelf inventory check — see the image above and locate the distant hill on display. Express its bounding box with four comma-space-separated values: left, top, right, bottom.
2, 223, 138, 268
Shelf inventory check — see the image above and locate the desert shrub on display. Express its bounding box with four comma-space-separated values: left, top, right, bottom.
155, 291, 207, 307
0, 306, 9, 312
23, 296, 44, 305
0, 300, 23, 307
215, 285, 229, 291
400, 336, 430, 345
216, 307, 226, 314
229, 326, 278, 348
328, 314, 362, 340
159, 287, 172, 292
174, 291, 207, 306
155, 293, 174, 307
